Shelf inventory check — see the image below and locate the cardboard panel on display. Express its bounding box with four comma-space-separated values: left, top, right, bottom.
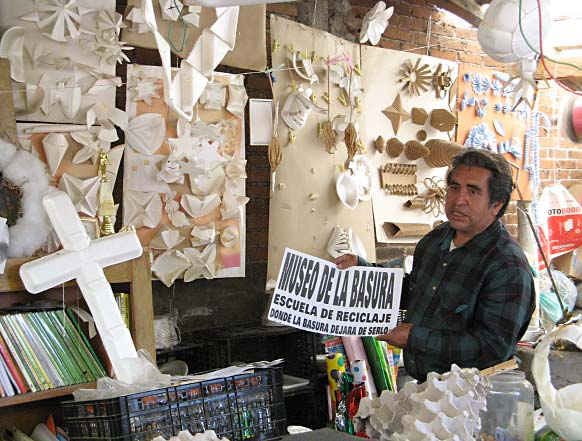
0, 58, 17, 144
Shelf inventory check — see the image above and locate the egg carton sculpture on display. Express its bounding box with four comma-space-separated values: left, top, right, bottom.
355, 364, 489, 441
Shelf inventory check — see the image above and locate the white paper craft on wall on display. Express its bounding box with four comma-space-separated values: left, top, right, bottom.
123, 64, 247, 284
0, 1, 120, 124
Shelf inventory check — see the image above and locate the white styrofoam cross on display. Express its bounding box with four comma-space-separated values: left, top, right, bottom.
20, 191, 143, 384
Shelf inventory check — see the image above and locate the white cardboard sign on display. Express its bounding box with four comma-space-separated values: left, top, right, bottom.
268, 248, 403, 336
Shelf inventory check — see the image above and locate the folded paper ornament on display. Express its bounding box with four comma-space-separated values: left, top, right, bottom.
58, 174, 100, 217
42, 132, 69, 175
183, 244, 217, 281
163, 192, 189, 227
220, 224, 239, 248
181, 193, 221, 218
123, 191, 163, 228
190, 223, 217, 247
126, 113, 166, 155
150, 225, 186, 250
152, 249, 191, 287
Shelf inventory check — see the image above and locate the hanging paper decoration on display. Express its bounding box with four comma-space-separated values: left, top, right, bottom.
359, 1, 394, 46
398, 59, 432, 96
382, 94, 410, 134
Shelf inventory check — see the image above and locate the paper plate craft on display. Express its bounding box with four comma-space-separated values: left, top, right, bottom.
152, 249, 191, 287
399, 59, 432, 96
387, 137, 404, 158
281, 87, 325, 131
124, 149, 171, 194
38, 73, 82, 119
226, 84, 248, 119
126, 113, 166, 155
163, 192, 189, 228
183, 244, 217, 281
349, 155, 373, 201
159, 0, 183, 21
292, 50, 319, 85
58, 174, 100, 217
411, 107, 429, 125
150, 225, 186, 250
189, 166, 226, 197
158, 149, 185, 184
424, 139, 465, 168
220, 224, 239, 248
87, 102, 128, 143
374, 136, 385, 153
0, 27, 25, 82
221, 190, 249, 220
123, 191, 163, 229
181, 193, 221, 218
0, 139, 52, 258
382, 94, 410, 135
200, 82, 227, 111
42, 132, 69, 175
22, 0, 89, 42
404, 140, 430, 161
336, 172, 359, 210
128, 69, 161, 106
359, 1, 394, 45
71, 129, 108, 164
430, 109, 457, 132
190, 223, 217, 247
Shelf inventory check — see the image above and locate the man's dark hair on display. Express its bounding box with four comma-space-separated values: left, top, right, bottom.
446, 148, 514, 219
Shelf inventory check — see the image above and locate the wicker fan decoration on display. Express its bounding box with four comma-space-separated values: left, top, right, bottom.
399, 59, 432, 96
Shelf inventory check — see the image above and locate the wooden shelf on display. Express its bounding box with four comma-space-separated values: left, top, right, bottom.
0, 382, 96, 408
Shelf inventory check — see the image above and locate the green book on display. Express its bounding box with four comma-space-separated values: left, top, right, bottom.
0, 317, 39, 393
362, 336, 390, 393
1, 315, 52, 390
26, 312, 75, 386
64, 309, 107, 378
46, 311, 95, 383
13, 314, 64, 388
31, 312, 85, 385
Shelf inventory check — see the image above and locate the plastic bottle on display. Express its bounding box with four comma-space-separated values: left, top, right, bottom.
479, 370, 535, 441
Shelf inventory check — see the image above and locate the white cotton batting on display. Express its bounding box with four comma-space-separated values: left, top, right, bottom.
0, 139, 16, 169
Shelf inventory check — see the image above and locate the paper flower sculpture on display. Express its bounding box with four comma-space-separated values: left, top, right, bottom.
152, 249, 190, 287
190, 223, 217, 247
123, 191, 163, 229
58, 174, 100, 217
21, 0, 90, 42
399, 59, 432, 96
464, 123, 498, 152
128, 70, 161, 106
183, 244, 217, 281
359, 1, 394, 46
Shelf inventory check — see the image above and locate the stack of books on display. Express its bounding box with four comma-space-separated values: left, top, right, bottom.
0, 308, 107, 397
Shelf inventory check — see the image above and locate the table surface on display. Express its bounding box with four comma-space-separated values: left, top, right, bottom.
282, 428, 359, 440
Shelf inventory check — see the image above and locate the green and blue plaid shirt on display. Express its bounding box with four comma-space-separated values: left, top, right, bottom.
360, 219, 535, 382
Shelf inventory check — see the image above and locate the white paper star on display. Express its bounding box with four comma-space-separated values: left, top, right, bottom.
23, 0, 92, 42
128, 70, 161, 105
71, 129, 109, 164
58, 174, 100, 217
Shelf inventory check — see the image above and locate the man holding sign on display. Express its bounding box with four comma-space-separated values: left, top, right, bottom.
335, 149, 535, 382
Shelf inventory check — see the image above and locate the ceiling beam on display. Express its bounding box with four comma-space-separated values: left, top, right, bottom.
430, 0, 485, 27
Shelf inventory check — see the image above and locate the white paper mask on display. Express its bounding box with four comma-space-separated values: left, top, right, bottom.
58, 174, 100, 217
190, 223, 217, 247
183, 244, 217, 281
181, 193, 221, 218
158, 149, 185, 184
123, 191, 163, 229
152, 249, 190, 287
126, 113, 166, 155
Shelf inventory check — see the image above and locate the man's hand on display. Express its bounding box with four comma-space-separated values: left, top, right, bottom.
376, 323, 413, 348
334, 253, 358, 269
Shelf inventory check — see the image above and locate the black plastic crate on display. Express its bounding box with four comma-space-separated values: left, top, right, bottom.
62, 368, 286, 441
157, 341, 229, 374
